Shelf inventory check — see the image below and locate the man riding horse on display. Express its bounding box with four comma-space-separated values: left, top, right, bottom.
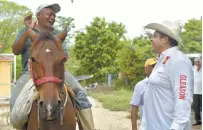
10, 3, 95, 130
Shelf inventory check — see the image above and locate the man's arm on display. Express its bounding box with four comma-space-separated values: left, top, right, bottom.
169, 60, 194, 130
131, 105, 139, 130
130, 81, 145, 130
12, 14, 36, 55
12, 28, 29, 55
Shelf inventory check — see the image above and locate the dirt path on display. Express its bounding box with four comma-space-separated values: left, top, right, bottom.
0, 97, 202, 130
88, 96, 132, 130
0, 104, 14, 130
0, 97, 132, 130
89, 96, 202, 130
0, 97, 133, 130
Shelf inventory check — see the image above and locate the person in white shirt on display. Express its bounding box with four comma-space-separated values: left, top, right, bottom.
143, 21, 194, 130
193, 57, 202, 126
130, 58, 157, 130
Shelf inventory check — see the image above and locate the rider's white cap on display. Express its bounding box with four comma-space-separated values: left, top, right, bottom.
35, 3, 61, 16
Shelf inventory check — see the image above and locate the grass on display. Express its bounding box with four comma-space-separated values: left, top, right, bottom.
89, 88, 133, 112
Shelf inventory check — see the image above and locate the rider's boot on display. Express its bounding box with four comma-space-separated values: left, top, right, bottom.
77, 108, 95, 130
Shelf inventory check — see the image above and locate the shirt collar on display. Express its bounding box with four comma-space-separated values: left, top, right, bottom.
194, 66, 202, 72
33, 27, 39, 32
33, 26, 55, 33
159, 46, 179, 60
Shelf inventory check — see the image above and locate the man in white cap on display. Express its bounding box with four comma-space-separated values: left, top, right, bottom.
11, 4, 95, 130
143, 21, 194, 130
193, 57, 202, 126
131, 58, 157, 130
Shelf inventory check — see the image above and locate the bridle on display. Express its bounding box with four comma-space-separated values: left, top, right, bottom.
29, 60, 63, 86
28, 32, 68, 129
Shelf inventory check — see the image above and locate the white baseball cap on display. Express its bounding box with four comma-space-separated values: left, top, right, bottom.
35, 3, 61, 15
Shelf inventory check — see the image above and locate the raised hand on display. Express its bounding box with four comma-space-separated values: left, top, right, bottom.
24, 14, 37, 29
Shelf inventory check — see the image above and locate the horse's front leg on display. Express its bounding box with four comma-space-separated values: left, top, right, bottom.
62, 96, 77, 130
27, 100, 39, 130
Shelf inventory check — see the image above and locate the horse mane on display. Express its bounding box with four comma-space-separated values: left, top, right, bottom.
31, 32, 62, 50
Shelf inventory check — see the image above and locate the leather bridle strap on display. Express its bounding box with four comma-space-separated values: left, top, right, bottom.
35, 77, 62, 86
29, 59, 63, 86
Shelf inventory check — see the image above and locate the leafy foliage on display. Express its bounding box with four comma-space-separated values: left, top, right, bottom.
74, 17, 126, 82
65, 45, 81, 75
0, 1, 32, 53
181, 19, 202, 53
54, 16, 75, 45
0, 1, 201, 87
117, 36, 154, 87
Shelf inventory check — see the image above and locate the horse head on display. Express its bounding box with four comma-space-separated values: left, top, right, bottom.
27, 29, 68, 121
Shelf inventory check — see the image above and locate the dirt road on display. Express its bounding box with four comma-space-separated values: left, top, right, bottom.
0, 104, 13, 130
89, 96, 132, 130
0, 97, 201, 130
0, 97, 132, 130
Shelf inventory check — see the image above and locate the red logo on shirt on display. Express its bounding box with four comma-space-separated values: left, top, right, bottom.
163, 56, 170, 64
179, 75, 186, 100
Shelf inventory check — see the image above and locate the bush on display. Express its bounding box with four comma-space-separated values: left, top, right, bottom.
111, 79, 136, 90
89, 88, 133, 111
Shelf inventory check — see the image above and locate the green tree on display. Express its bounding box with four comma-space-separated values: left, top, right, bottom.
0, 1, 32, 78
0, 1, 76, 78
117, 36, 154, 87
181, 19, 202, 53
53, 16, 77, 74
0, 1, 32, 53
54, 16, 75, 44
74, 17, 126, 82
65, 45, 81, 75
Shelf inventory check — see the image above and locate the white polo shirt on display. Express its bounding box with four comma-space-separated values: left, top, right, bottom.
144, 47, 194, 130
130, 78, 148, 130
193, 67, 202, 95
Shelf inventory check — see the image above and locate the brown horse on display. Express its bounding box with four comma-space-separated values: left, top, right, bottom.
25, 28, 77, 130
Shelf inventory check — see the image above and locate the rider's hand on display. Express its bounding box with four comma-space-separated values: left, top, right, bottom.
24, 14, 37, 29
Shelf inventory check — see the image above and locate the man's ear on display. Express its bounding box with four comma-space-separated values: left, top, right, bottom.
162, 36, 169, 44
36, 12, 40, 19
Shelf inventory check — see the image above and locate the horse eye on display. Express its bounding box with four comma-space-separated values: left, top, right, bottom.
31, 57, 36, 62
62, 57, 67, 63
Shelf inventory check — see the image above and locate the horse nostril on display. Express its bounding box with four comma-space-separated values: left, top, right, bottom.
39, 101, 43, 107
58, 100, 62, 105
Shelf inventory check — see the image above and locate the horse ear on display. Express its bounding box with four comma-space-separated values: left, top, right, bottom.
55, 31, 67, 44
27, 28, 38, 43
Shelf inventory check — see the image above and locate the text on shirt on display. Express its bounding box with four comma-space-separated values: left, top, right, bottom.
179, 75, 186, 100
